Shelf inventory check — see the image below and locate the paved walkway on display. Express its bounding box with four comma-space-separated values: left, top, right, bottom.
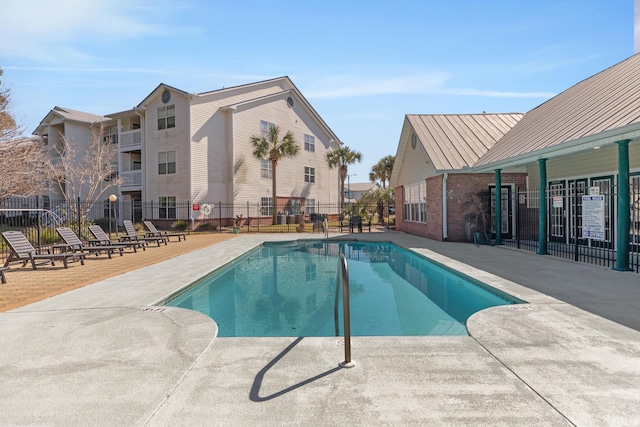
1, 230, 639, 426
0, 233, 237, 312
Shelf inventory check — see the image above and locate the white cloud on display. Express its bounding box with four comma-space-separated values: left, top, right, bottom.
304, 73, 554, 100
0, 0, 184, 62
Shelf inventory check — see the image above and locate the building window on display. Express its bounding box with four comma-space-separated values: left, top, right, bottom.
158, 151, 176, 175
304, 134, 315, 152
103, 125, 118, 144
261, 159, 272, 179
304, 167, 315, 183
158, 196, 176, 219
260, 120, 275, 138
261, 197, 273, 216
158, 105, 175, 130
305, 198, 315, 214
403, 181, 426, 223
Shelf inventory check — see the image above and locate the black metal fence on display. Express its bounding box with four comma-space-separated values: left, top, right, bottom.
497, 181, 639, 273
0, 196, 395, 265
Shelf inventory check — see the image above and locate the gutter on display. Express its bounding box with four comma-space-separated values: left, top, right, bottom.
442, 173, 448, 240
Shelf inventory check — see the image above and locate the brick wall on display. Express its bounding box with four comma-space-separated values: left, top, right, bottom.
395, 172, 528, 242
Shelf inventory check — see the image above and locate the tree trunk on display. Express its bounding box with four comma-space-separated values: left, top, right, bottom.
271, 160, 277, 225
339, 165, 347, 216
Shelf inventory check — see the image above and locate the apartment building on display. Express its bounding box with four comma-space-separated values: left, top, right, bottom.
34, 77, 341, 224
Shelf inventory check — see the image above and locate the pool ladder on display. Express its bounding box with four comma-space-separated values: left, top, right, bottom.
334, 253, 354, 367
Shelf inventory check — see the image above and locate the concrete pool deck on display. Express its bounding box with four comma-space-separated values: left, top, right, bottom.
1, 231, 639, 426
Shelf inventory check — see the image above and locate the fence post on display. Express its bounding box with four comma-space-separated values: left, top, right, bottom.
218, 202, 222, 233
36, 196, 41, 250
515, 187, 520, 249
77, 197, 81, 237
247, 201, 250, 232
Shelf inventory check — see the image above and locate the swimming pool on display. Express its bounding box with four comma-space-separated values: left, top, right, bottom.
166, 241, 520, 337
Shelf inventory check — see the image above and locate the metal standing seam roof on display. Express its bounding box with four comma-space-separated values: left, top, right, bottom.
476, 53, 640, 167
407, 113, 524, 171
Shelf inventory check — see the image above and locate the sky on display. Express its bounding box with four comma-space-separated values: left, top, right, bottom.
0, 0, 636, 183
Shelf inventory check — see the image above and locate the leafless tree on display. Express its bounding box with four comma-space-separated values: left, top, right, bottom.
0, 68, 48, 200
43, 123, 122, 222
0, 138, 49, 200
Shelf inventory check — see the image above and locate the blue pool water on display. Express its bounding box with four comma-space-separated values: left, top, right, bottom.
166, 241, 520, 337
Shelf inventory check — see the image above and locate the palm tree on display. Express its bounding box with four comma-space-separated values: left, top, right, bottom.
251, 124, 300, 224
326, 145, 362, 214
368, 155, 395, 189
361, 186, 395, 224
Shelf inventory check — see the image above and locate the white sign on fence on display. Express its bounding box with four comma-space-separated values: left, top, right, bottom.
582, 195, 605, 240
552, 196, 563, 208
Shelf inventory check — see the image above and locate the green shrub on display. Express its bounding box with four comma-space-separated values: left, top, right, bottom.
39, 228, 62, 244
173, 220, 189, 231
196, 222, 216, 231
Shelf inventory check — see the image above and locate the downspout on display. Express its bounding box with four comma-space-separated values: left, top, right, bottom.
134, 109, 145, 212
187, 94, 194, 231
442, 173, 448, 240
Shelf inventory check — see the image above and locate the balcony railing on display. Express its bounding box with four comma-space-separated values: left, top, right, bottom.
120, 170, 142, 187
119, 129, 142, 149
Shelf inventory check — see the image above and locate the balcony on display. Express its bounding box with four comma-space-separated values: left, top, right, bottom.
120, 170, 142, 189
119, 129, 142, 151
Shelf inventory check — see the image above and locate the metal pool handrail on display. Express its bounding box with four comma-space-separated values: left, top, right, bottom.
334, 253, 354, 367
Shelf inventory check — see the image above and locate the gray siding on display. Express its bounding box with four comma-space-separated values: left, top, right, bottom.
526, 141, 640, 186
395, 122, 438, 186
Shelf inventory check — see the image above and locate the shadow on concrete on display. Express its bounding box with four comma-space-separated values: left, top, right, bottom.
249, 337, 343, 402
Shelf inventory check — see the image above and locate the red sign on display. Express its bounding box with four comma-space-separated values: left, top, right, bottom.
192, 204, 200, 211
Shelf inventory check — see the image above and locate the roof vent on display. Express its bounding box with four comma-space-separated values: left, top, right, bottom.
161, 89, 171, 104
